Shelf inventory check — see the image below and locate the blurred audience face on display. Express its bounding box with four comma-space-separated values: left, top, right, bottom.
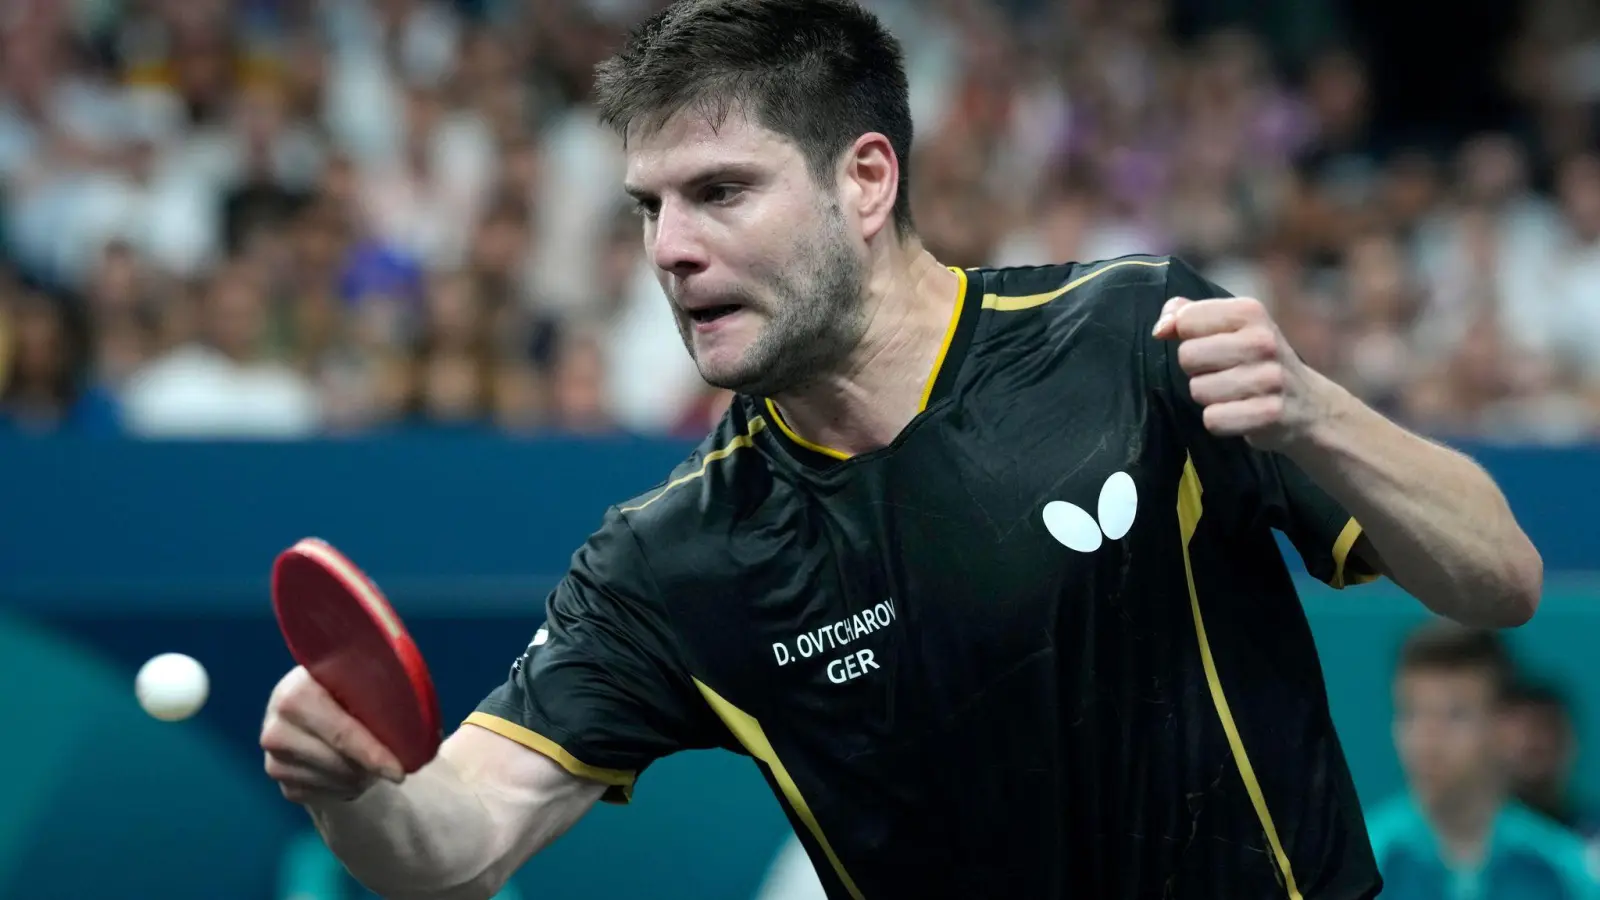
626, 112, 871, 396
500, 140, 545, 202
471, 199, 532, 281
1346, 232, 1412, 326
1557, 153, 1600, 241
493, 364, 548, 433
1306, 50, 1369, 140
1380, 152, 1442, 230
205, 267, 270, 362
1500, 695, 1576, 813
1458, 134, 1530, 207
425, 273, 484, 351
418, 352, 485, 422
89, 243, 145, 315
318, 156, 362, 218
95, 310, 154, 386
7, 293, 70, 400
550, 332, 611, 433
1394, 661, 1503, 809
292, 201, 352, 278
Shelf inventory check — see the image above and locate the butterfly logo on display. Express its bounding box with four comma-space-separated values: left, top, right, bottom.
1041, 471, 1139, 553
510, 627, 550, 676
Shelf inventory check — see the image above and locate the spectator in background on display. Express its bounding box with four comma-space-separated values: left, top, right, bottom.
0, 277, 121, 435
1367, 623, 1598, 899
0, 0, 1598, 443
1502, 679, 1600, 842
81, 240, 165, 390
396, 267, 544, 433
120, 257, 320, 437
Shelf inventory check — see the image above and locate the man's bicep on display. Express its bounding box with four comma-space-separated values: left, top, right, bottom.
441, 723, 607, 887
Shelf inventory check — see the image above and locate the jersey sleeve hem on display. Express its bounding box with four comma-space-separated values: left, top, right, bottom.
463, 711, 637, 804
1330, 517, 1382, 589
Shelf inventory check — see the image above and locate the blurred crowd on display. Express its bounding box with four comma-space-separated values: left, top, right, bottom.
1, 0, 1598, 442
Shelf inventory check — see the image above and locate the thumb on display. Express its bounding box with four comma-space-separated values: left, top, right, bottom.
1152, 297, 1192, 340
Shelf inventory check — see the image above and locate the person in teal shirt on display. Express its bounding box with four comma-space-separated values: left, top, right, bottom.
1368, 623, 1598, 899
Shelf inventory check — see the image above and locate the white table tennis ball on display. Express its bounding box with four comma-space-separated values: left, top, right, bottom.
135, 652, 210, 721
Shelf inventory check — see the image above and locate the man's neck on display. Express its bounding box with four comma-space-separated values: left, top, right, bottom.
769, 244, 961, 457
1423, 786, 1505, 868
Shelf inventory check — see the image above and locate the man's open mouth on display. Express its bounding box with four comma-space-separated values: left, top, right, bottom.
688, 304, 742, 324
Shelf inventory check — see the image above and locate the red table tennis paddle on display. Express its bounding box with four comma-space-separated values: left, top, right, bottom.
271, 537, 442, 774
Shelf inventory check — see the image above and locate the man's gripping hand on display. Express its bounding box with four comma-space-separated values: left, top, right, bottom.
1152, 295, 1332, 453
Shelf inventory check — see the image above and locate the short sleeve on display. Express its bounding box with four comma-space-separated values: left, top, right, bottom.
467, 508, 722, 803
1159, 257, 1380, 590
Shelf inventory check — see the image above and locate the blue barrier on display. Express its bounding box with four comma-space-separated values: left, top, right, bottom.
3, 436, 1593, 610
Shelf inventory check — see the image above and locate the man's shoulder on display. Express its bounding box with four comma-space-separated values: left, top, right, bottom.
964, 254, 1231, 356
967, 254, 1186, 317
611, 397, 775, 541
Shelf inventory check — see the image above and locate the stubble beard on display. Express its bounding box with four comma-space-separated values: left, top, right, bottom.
682, 206, 868, 398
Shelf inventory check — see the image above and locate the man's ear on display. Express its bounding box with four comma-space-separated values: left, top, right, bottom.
839, 132, 899, 242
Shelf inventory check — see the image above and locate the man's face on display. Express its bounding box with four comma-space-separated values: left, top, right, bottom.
1394, 668, 1500, 807
624, 110, 868, 396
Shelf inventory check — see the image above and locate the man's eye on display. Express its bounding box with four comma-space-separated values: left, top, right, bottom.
632, 200, 660, 221
703, 184, 742, 205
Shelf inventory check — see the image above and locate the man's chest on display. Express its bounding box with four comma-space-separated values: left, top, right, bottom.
660, 380, 1191, 731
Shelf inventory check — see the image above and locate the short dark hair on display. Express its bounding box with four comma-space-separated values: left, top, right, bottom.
1397, 622, 1515, 698
593, 0, 916, 237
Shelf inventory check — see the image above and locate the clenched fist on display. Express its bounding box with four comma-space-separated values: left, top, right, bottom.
261, 666, 406, 806
1152, 295, 1330, 452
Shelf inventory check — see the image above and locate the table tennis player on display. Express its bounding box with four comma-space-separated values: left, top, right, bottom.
259, 2, 1543, 898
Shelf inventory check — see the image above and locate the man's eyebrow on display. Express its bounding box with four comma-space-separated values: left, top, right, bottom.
624, 163, 765, 201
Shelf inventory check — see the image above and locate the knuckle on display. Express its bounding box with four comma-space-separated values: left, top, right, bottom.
271, 667, 306, 701
1227, 297, 1264, 321
325, 721, 366, 763
1176, 340, 1202, 372
273, 687, 305, 719
1257, 363, 1285, 394
263, 754, 294, 782
1247, 327, 1278, 359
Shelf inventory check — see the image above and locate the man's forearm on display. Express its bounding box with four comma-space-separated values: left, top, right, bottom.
1283, 375, 1543, 627
308, 759, 502, 900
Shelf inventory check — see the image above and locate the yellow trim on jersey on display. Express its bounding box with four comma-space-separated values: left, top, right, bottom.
694, 679, 865, 900
766, 266, 970, 462
981, 258, 1170, 312
1177, 456, 1303, 900
463, 712, 637, 803
918, 266, 970, 411
619, 417, 767, 513
1330, 517, 1379, 589
766, 399, 851, 461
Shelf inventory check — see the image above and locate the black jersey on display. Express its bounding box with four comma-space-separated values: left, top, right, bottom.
470, 255, 1384, 900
